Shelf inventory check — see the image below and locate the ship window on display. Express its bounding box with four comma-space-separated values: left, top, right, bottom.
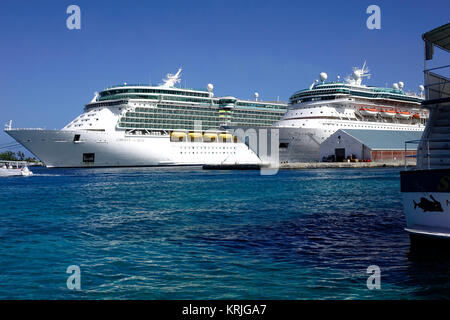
83, 153, 95, 163
73, 134, 81, 142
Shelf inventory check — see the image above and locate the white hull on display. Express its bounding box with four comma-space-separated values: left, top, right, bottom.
277, 127, 324, 162
5, 129, 261, 168
0, 168, 32, 177
402, 192, 450, 238
276, 120, 424, 162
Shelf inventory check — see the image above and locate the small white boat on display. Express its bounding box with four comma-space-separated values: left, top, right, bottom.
0, 162, 33, 177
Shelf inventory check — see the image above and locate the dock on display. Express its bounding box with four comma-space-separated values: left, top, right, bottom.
280, 161, 416, 169
202, 164, 263, 170
202, 161, 416, 170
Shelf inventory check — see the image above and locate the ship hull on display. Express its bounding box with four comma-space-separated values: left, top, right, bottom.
5, 129, 261, 168
401, 169, 450, 240
276, 122, 424, 163
277, 126, 324, 162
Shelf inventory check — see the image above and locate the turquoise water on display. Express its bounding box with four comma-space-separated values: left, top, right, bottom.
1, 167, 449, 299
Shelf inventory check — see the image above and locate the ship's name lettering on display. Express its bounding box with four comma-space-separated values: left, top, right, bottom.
437, 175, 450, 191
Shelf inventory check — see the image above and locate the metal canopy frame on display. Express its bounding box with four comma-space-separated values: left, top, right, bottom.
423, 23, 450, 53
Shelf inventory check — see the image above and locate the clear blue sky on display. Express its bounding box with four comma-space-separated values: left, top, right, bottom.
0, 0, 449, 150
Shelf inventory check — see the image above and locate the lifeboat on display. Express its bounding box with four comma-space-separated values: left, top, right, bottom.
218, 133, 233, 142
188, 132, 203, 141
379, 109, 396, 118
412, 113, 421, 119
359, 107, 378, 116
170, 131, 187, 142
203, 133, 217, 142
396, 111, 412, 119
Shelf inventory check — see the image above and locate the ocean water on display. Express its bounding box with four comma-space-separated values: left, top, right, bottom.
1, 166, 450, 300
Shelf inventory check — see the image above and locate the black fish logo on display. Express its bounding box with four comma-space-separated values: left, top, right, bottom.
413, 195, 443, 212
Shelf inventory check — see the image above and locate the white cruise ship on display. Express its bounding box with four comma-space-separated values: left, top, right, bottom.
5, 69, 287, 167
275, 63, 428, 162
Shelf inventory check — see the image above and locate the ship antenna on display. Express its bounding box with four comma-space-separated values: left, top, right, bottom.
419, 85, 425, 97
319, 72, 328, 84
310, 79, 319, 90
90, 92, 99, 103
207, 83, 214, 105
351, 61, 371, 85
4, 120, 12, 130
160, 68, 182, 88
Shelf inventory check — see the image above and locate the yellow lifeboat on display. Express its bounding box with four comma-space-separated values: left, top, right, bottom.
203, 133, 217, 142
218, 133, 233, 142
170, 131, 187, 142
188, 132, 203, 141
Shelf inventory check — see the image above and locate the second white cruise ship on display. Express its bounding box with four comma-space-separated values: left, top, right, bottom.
275, 63, 428, 162
5, 69, 287, 167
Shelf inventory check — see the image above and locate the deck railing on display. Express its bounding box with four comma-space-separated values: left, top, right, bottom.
4, 128, 45, 131
404, 138, 450, 170
423, 64, 450, 101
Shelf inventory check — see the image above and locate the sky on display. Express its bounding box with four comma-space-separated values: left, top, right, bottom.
0, 0, 449, 150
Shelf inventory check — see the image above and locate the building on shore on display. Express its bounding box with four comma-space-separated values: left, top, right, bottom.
319, 129, 423, 162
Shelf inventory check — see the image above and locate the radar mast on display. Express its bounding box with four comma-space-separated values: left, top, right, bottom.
160, 68, 182, 88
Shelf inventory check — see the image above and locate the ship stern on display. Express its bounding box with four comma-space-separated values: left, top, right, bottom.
401, 169, 450, 240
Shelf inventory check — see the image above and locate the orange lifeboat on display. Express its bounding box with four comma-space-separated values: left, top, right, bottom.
359, 107, 378, 116
396, 111, 412, 119
379, 109, 396, 118
412, 113, 421, 119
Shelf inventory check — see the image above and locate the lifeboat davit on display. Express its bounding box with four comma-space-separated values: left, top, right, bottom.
396, 111, 412, 119
379, 109, 396, 118
359, 107, 378, 116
